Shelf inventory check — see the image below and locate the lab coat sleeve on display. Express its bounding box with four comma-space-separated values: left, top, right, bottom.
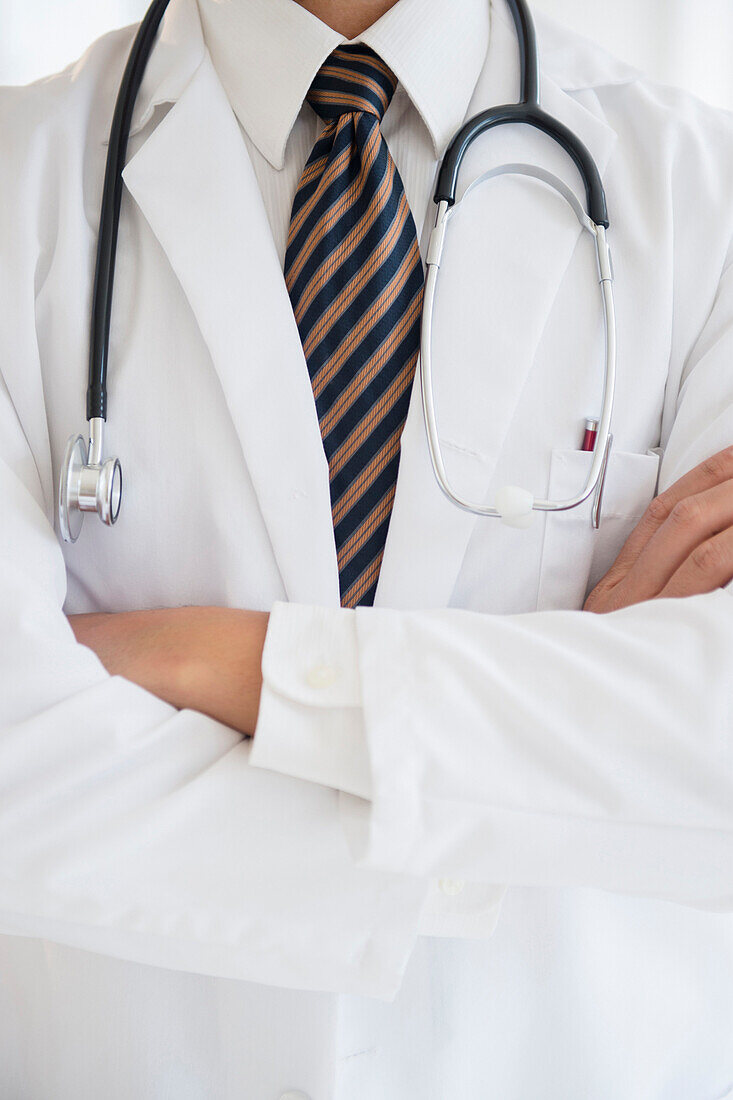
0, 99, 427, 994
0, 422, 428, 999
0, 76, 433, 1000
252, 256, 733, 910
0, 413, 429, 998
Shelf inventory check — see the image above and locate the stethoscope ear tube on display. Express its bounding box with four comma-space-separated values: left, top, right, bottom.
87, 0, 172, 423
420, 172, 616, 525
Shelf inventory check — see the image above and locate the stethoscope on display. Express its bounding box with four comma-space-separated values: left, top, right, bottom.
58, 0, 615, 543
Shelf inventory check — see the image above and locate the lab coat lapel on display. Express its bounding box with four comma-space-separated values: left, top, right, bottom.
123, 51, 339, 607
376, 1, 618, 609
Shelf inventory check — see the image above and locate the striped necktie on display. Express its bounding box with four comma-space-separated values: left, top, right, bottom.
285, 46, 424, 608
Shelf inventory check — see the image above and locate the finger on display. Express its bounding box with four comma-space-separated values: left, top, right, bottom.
659, 524, 733, 600
607, 445, 733, 577
619, 478, 733, 602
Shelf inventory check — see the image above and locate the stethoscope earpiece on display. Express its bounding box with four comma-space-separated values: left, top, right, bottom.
58, 419, 122, 544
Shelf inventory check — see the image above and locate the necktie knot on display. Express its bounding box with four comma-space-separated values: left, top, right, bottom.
307, 45, 397, 124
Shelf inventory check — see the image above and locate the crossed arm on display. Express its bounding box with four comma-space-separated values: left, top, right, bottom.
69, 445, 733, 737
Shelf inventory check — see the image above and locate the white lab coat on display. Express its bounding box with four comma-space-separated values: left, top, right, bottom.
1, 0, 733, 1097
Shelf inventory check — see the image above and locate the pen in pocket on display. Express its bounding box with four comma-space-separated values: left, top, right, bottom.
581, 417, 599, 452
581, 417, 613, 529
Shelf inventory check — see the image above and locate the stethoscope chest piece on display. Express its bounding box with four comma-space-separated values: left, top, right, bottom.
58, 421, 122, 543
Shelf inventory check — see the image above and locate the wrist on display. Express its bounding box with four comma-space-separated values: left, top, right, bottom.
174, 607, 269, 736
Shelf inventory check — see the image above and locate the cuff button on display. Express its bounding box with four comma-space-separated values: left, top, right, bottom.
306, 663, 339, 690
439, 878, 465, 897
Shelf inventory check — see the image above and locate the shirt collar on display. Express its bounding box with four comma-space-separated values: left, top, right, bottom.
196, 0, 491, 169
361, 0, 490, 160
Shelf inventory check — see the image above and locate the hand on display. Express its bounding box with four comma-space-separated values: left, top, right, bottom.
585, 445, 733, 613
69, 606, 269, 736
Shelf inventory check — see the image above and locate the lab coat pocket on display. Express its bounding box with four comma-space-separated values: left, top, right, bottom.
536, 448, 661, 611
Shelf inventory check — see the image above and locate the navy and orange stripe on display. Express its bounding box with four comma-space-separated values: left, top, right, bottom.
285, 45, 424, 608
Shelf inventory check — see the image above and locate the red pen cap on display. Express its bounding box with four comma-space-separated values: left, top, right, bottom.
582, 418, 599, 453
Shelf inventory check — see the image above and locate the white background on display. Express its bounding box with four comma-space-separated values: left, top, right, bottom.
1, 0, 732, 111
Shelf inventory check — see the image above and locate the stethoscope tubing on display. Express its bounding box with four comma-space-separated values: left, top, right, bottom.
506, 0, 540, 106
60, 0, 616, 540
87, 0, 172, 423
419, 194, 616, 519
434, 105, 609, 228
87, 0, 606, 424
434, 0, 607, 227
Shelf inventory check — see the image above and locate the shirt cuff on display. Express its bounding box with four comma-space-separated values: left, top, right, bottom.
251, 603, 508, 942
249, 602, 372, 801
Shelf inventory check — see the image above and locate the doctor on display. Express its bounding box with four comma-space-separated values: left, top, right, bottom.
1, 0, 733, 1096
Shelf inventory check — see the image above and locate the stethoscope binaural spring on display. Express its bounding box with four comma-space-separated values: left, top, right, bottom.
58, 0, 616, 543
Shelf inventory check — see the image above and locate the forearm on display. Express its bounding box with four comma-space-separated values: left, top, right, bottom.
5, 580, 418, 995
69, 606, 269, 736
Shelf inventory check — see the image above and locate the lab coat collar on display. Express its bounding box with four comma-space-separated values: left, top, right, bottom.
195, 0, 491, 168
538, 7, 642, 93
124, 51, 341, 605
128, 0, 206, 138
